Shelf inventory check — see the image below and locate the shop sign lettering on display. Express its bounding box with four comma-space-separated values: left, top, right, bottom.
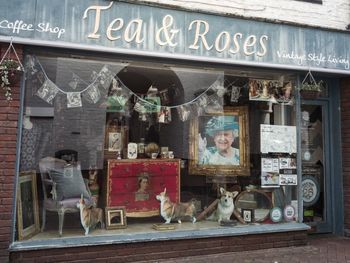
0, 19, 65, 38
277, 51, 350, 69
82, 2, 268, 57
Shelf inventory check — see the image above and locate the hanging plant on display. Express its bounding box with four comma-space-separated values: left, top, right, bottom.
0, 40, 24, 101
300, 80, 323, 92
300, 70, 323, 99
0, 59, 22, 101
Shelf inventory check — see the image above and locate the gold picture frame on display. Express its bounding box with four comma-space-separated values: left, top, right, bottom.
189, 106, 250, 176
105, 206, 127, 229
17, 171, 40, 240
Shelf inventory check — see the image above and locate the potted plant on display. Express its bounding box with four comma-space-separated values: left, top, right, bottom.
0, 58, 22, 101
299, 80, 324, 99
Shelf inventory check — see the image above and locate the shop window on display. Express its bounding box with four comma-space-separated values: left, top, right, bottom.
15, 53, 299, 242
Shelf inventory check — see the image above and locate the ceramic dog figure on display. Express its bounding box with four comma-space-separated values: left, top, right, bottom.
77, 194, 104, 235
208, 187, 239, 223
156, 188, 196, 224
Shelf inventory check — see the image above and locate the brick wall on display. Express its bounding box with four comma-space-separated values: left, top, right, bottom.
0, 42, 22, 263
341, 78, 350, 234
138, 0, 349, 31
9, 231, 307, 263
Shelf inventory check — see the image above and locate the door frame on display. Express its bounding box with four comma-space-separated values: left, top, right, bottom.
300, 77, 343, 234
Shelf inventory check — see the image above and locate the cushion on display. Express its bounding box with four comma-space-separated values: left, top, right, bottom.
49, 163, 90, 201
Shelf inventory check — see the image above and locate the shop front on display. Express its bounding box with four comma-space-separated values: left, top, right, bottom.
0, 0, 346, 261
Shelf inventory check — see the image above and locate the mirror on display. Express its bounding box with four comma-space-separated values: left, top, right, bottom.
235, 189, 272, 223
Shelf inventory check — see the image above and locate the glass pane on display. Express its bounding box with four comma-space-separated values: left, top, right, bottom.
301, 105, 325, 223
16, 53, 299, 242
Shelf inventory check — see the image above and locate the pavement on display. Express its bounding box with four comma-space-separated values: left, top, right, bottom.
151, 235, 350, 263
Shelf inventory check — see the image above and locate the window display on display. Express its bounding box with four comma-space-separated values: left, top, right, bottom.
15, 52, 299, 242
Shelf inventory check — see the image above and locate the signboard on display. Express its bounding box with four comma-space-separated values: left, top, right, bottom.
0, 0, 350, 72
260, 124, 297, 154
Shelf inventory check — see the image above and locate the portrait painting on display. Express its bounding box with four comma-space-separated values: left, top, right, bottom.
189, 106, 250, 176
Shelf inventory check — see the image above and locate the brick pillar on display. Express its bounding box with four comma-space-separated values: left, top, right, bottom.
0, 42, 23, 262
341, 78, 350, 236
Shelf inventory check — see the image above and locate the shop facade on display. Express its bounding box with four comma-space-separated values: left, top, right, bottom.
0, 0, 348, 262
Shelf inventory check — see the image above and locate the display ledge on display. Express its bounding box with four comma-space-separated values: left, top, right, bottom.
10, 222, 309, 251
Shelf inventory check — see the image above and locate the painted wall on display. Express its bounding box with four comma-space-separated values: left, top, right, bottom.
138, 0, 350, 31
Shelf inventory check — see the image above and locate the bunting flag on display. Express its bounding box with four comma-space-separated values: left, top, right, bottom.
83, 82, 101, 104
68, 73, 81, 90
177, 105, 192, 122
157, 107, 172, 123
29, 56, 270, 122
98, 65, 115, 90
210, 74, 226, 97
67, 92, 82, 108
107, 78, 132, 112
36, 79, 59, 104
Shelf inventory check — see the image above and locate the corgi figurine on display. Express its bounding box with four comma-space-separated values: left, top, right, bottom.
77, 194, 104, 235
207, 187, 239, 223
156, 188, 196, 224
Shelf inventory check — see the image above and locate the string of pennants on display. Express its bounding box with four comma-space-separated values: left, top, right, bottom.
25, 55, 233, 122
25, 55, 294, 123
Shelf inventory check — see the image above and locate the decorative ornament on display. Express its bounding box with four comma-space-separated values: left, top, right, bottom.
283, 205, 295, 221
301, 175, 320, 207
270, 207, 283, 223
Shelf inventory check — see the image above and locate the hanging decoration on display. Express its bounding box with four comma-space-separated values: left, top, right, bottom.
157, 107, 172, 124
68, 73, 81, 90
0, 39, 25, 101
28, 55, 298, 124
83, 82, 101, 104
98, 65, 115, 90
67, 92, 82, 108
36, 79, 59, 104
107, 78, 132, 112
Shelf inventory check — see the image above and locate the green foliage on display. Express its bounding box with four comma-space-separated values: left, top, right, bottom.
0, 59, 21, 101
300, 80, 324, 92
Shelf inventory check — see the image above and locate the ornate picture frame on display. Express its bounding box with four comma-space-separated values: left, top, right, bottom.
105, 206, 127, 230
17, 171, 40, 240
189, 106, 250, 176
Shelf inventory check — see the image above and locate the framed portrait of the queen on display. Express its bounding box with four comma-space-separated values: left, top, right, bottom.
189, 106, 250, 176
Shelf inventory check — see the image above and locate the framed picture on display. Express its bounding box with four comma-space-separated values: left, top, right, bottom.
105, 206, 127, 229
17, 171, 40, 240
241, 209, 254, 223
105, 119, 128, 155
189, 106, 250, 176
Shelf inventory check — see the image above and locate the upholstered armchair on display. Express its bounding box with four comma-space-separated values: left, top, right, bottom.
39, 157, 93, 236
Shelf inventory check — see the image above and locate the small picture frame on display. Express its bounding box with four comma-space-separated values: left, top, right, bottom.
105, 207, 127, 230
241, 208, 254, 223
17, 171, 40, 240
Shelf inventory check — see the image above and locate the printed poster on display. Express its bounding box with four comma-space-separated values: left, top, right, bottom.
261, 158, 280, 188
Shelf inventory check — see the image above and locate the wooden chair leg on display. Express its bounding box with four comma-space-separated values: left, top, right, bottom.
41, 208, 46, 232
58, 209, 64, 237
